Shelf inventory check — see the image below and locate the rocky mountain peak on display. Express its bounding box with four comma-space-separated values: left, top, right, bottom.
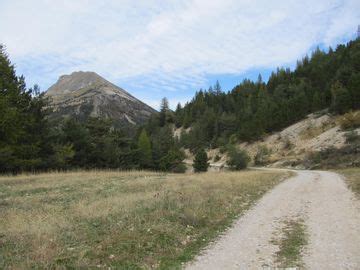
45, 71, 156, 126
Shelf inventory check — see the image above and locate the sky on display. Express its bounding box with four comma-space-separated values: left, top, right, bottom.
0, 0, 359, 109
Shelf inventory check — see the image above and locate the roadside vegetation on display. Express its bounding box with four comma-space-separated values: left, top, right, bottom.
336, 168, 360, 197
226, 146, 250, 170
271, 218, 308, 268
0, 170, 287, 269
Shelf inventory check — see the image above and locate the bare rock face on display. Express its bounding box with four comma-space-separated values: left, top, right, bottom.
45, 71, 156, 126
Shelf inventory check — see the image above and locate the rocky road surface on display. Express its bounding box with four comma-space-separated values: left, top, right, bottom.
186, 170, 360, 270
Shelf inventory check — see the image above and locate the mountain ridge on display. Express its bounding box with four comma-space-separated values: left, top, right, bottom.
45, 71, 156, 126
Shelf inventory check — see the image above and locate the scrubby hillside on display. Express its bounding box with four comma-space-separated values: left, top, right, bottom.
179, 110, 359, 170
241, 110, 360, 169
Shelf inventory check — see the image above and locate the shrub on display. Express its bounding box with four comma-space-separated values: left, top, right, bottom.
219, 146, 227, 154
283, 137, 293, 150
159, 148, 186, 172
227, 147, 250, 170
338, 111, 360, 130
214, 154, 221, 162
254, 145, 271, 165
171, 163, 187, 173
193, 149, 209, 172
304, 141, 360, 169
229, 134, 238, 144
345, 131, 360, 144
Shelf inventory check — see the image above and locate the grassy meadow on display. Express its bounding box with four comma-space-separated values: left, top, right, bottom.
0, 170, 288, 269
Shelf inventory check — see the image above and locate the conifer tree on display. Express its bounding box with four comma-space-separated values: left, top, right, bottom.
0, 45, 48, 172
214, 80, 222, 95
137, 129, 152, 168
311, 91, 322, 111
159, 97, 169, 127
348, 73, 360, 109
193, 148, 209, 172
330, 81, 352, 114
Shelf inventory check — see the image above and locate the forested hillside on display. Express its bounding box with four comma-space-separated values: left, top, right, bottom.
0, 45, 183, 173
0, 38, 359, 173
168, 39, 360, 151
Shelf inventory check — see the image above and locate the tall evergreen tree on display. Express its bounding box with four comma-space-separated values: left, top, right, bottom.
159, 97, 170, 127
193, 148, 209, 172
348, 73, 360, 109
311, 91, 323, 111
137, 129, 152, 168
330, 81, 352, 114
0, 45, 49, 172
214, 80, 222, 95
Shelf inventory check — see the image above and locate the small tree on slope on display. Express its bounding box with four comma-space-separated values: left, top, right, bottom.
193, 148, 209, 172
227, 147, 250, 170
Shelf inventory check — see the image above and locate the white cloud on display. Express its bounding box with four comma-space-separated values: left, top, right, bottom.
0, 0, 359, 97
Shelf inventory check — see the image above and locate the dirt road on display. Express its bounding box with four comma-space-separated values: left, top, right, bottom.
186, 170, 360, 269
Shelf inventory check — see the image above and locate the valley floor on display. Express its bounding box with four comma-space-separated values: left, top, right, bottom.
1, 169, 359, 269
186, 169, 360, 269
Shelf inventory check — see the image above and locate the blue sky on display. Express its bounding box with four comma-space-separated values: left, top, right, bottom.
0, 0, 359, 109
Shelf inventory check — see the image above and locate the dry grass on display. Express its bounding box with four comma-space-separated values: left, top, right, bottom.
337, 111, 360, 130
0, 170, 288, 269
336, 168, 360, 198
299, 121, 335, 140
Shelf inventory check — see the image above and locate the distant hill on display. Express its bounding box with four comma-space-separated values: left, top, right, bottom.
45, 71, 156, 126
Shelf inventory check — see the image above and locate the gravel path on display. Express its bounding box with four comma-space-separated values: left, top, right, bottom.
186, 170, 360, 270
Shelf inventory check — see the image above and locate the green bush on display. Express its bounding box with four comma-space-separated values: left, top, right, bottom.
193, 149, 209, 172
214, 154, 221, 162
227, 147, 250, 170
338, 111, 360, 130
254, 145, 271, 165
159, 148, 186, 173
171, 163, 187, 173
345, 131, 360, 144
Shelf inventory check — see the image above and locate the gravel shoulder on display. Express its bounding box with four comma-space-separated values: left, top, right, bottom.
186, 169, 360, 270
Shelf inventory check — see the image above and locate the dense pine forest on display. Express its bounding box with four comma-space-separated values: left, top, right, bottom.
0, 38, 359, 173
